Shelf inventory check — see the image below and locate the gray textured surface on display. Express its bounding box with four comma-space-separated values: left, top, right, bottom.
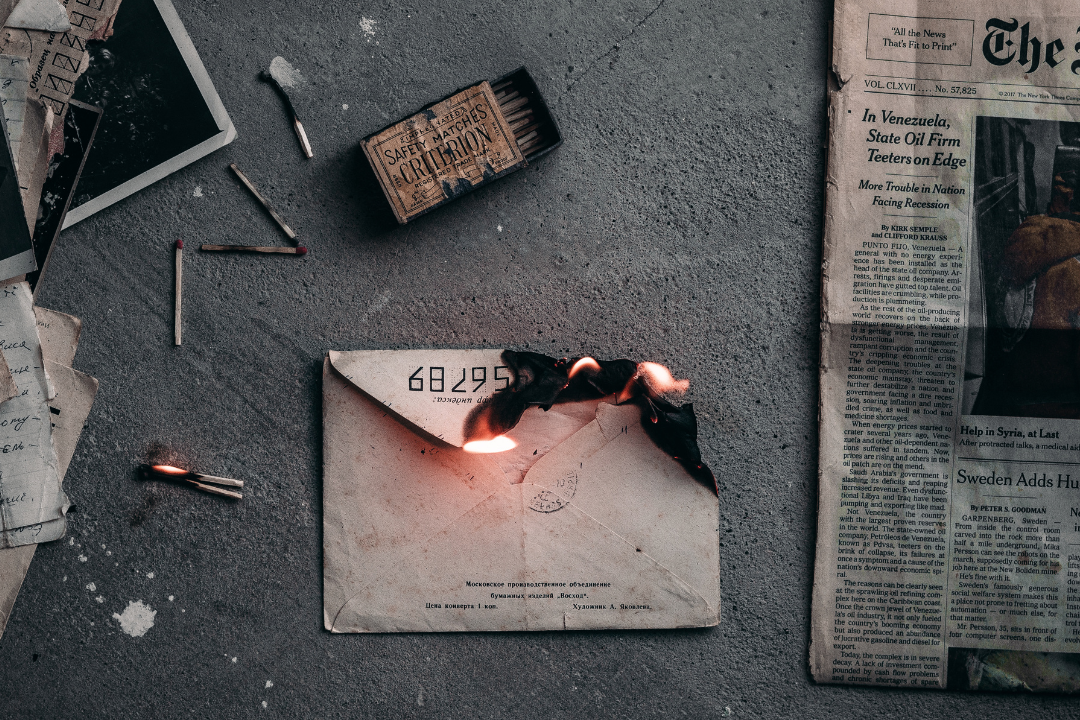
1, 0, 1075, 716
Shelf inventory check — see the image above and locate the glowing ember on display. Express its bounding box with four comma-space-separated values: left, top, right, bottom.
151, 465, 188, 475
463, 436, 517, 454
568, 356, 601, 378
636, 362, 689, 395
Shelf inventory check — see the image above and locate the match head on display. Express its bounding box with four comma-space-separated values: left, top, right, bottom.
297, 246, 308, 255
175, 239, 184, 249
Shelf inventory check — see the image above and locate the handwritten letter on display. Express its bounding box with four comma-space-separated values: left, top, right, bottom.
0, 282, 63, 548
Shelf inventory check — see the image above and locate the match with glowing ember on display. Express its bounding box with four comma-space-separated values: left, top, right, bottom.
137, 464, 244, 500
461, 351, 715, 493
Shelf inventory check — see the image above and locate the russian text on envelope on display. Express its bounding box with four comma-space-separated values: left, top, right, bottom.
323, 349, 720, 632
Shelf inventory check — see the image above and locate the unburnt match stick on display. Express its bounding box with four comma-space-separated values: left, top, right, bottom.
174, 239, 183, 346
200, 245, 308, 255
229, 163, 299, 243
499, 96, 529, 114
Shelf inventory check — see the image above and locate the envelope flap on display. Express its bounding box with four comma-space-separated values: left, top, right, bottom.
328, 349, 511, 447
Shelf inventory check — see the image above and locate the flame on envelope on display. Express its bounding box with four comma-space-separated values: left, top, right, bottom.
462, 436, 517, 453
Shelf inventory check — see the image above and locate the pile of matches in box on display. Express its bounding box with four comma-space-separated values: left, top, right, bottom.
492, 79, 546, 157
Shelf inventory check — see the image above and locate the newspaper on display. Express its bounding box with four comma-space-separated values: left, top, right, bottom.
813, 0, 1080, 691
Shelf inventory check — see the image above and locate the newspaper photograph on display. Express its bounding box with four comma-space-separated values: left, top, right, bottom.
813, 0, 1080, 690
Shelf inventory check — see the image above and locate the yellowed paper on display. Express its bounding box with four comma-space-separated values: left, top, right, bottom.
5, 0, 70, 32
0, 0, 18, 29
15, 96, 49, 231
34, 306, 80, 368
0, 54, 28, 159
0, 0, 120, 124
814, 0, 1080, 691
2, 55, 54, 232
0, 283, 63, 548
323, 351, 719, 633
0, 305, 95, 641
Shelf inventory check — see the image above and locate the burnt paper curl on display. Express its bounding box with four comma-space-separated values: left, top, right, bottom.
463, 350, 717, 494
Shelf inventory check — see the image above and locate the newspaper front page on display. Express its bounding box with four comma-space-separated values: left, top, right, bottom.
813, 0, 1080, 690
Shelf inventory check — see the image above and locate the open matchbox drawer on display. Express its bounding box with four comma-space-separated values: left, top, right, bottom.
361, 67, 562, 224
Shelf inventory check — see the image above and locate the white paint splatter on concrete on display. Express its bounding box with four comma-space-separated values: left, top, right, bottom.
497, 225, 503, 232
62, 575, 66, 582
112, 600, 156, 637
193, 186, 203, 198
265, 680, 273, 688
146, 572, 154, 579
261, 701, 268, 709
168, 595, 174, 602
78, 554, 87, 562
269, 56, 305, 88
86, 582, 96, 591
231, 656, 238, 663
357, 291, 392, 324
342, 103, 349, 111
95, 596, 104, 604
360, 17, 377, 40
68, 537, 74, 545
106, 551, 112, 556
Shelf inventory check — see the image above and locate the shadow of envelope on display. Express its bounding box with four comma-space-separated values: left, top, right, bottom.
323, 351, 720, 632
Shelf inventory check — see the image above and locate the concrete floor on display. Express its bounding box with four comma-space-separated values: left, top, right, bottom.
2, 0, 1077, 716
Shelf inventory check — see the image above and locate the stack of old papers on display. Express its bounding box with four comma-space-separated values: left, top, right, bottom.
0, 0, 116, 644
0, 285, 97, 638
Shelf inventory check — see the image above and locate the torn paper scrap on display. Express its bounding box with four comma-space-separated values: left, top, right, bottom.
0, 349, 14, 406
4, 0, 69, 32
0, 305, 95, 641
0, 0, 121, 138
0, 109, 36, 285
0, 282, 63, 548
0, 0, 16, 30
34, 306, 80, 368
15, 97, 50, 232
0, 55, 28, 162
1, 60, 55, 233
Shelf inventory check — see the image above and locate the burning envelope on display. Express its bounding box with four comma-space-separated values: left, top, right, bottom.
323, 349, 720, 632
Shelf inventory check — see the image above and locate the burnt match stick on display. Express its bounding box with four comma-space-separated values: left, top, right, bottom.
259, 66, 313, 158
200, 244, 308, 255
229, 164, 299, 243
138, 464, 244, 500
174, 239, 183, 346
